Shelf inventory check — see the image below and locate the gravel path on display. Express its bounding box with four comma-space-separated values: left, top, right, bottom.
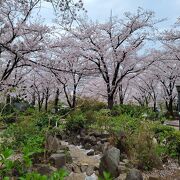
61, 141, 100, 168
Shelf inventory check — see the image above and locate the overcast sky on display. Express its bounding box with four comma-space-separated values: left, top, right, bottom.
40, 0, 180, 28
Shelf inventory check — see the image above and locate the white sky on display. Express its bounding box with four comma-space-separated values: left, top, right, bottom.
39, 0, 180, 28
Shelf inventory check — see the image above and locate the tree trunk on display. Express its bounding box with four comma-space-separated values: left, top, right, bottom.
54, 88, 59, 113
108, 95, 114, 109
118, 86, 124, 105
31, 92, 36, 106
45, 88, 49, 113
38, 93, 44, 112
72, 85, 77, 109
153, 101, 157, 112
168, 98, 174, 116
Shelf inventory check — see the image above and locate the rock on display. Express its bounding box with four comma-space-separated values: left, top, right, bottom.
116, 131, 127, 153
72, 163, 81, 173
95, 170, 99, 176
86, 166, 94, 176
49, 153, 66, 169
80, 129, 86, 137
59, 145, 69, 151
101, 138, 108, 143
56, 150, 65, 154
61, 134, 67, 140
56, 134, 62, 140
83, 135, 97, 146
118, 165, 128, 174
95, 151, 101, 155
121, 153, 128, 161
125, 169, 143, 180
80, 164, 88, 172
46, 135, 60, 152
102, 142, 111, 153
65, 164, 73, 172
99, 147, 120, 178
84, 143, 91, 150
35, 164, 57, 175
13, 102, 29, 112
89, 136, 97, 145
119, 162, 126, 166
148, 175, 160, 180
87, 150, 95, 156
117, 173, 127, 180
100, 132, 109, 139
123, 159, 129, 164
94, 144, 101, 152
89, 131, 101, 137
65, 173, 86, 180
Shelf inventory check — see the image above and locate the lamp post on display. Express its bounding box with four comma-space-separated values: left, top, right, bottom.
176, 85, 180, 130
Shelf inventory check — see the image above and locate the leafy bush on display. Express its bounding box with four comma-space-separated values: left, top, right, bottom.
1, 122, 44, 151
112, 104, 164, 120
1, 113, 17, 124
94, 109, 111, 131
65, 110, 86, 132
84, 110, 97, 125
128, 122, 162, 171
34, 113, 59, 130
77, 97, 107, 112
151, 124, 180, 158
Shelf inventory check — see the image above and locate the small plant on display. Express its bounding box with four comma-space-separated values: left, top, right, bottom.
0, 148, 14, 177
98, 171, 113, 180
18, 169, 68, 180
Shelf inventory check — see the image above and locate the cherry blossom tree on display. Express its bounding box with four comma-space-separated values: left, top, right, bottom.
132, 71, 160, 111
49, 36, 88, 108
70, 8, 159, 109
152, 60, 180, 115
0, 0, 51, 92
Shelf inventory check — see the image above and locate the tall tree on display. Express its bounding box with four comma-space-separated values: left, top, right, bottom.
70, 8, 159, 108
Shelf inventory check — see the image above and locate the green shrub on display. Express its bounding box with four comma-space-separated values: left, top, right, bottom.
77, 97, 107, 112
34, 113, 59, 130
84, 110, 97, 125
1, 122, 44, 151
65, 110, 86, 132
1, 113, 17, 124
151, 124, 180, 158
128, 122, 162, 171
94, 109, 111, 131
112, 104, 164, 120
58, 106, 71, 116
18, 168, 68, 180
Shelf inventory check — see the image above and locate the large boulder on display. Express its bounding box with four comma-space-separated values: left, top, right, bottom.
13, 102, 29, 112
125, 169, 143, 180
49, 153, 66, 169
86, 166, 94, 176
99, 147, 120, 178
46, 135, 60, 152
